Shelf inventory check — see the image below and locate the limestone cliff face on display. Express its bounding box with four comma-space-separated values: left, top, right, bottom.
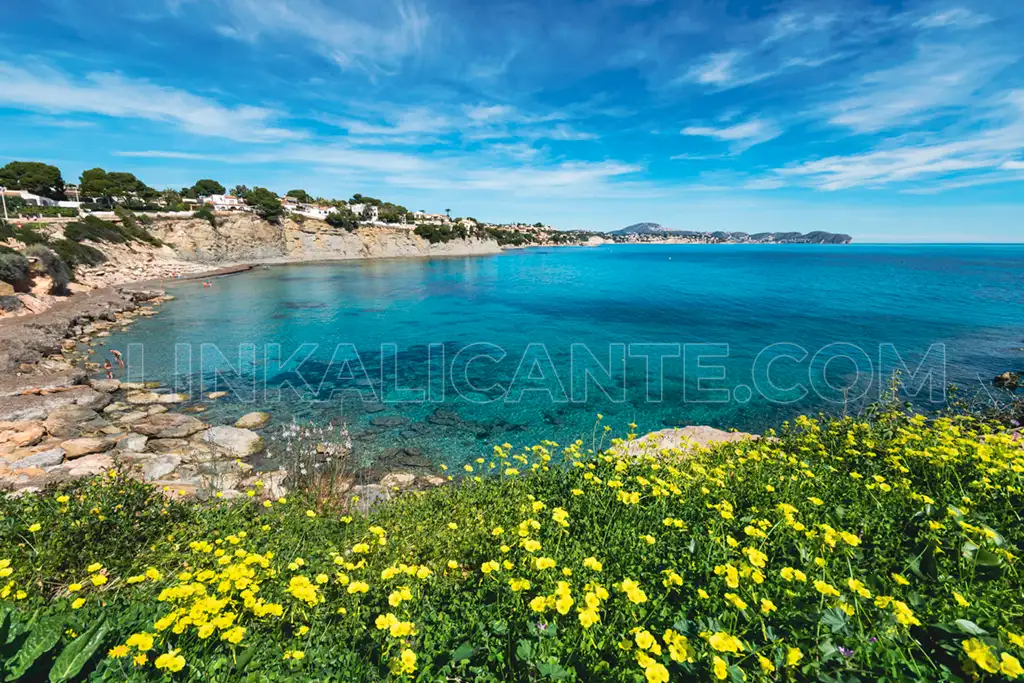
147, 215, 501, 263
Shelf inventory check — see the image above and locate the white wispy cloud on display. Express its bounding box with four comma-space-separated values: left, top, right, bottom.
683, 51, 744, 86
681, 119, 781, 151
0, 63, 301, 143
914, 8, 992, 30
213, 0, 428, 75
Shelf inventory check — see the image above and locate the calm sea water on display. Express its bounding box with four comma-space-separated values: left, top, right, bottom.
101, 244, 1024, 468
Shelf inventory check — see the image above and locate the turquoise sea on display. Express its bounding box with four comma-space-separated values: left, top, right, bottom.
101, 244, 1024, 467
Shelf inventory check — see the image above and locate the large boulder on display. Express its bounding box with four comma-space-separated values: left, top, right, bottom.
10, 447, 65, 470
0, 369, 87, 398
60, 437, 115, 459
89, 378, 121, 393
0, 421, 46, 449
131, 413, 206, 439
200, 426, 265, 457
44, 405, 105, 439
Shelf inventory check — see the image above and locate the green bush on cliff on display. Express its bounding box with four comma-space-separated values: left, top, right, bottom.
0, 252, 30, 284
64, 215, 160, 247
1, 410, 1023, 682
50, 239, 107, 270
24, 244, 71, 294
414, 222, 479, 244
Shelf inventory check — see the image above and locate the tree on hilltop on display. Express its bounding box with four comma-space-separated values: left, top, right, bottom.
192, 179, 226, 197
325, 207, 359, 231
231, 185, 249, 198
80, 168, 153, 206
243, 187, 284, 222
0, 161, 66, 200
286, 189, 312, 204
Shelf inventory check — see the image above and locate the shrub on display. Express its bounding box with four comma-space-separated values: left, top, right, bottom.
325, 209, 359, 232
0, 251, 29, 284
1, 412, 1022, 681
414, 222, 478, 244
64, 215, 160, 246
193, 204, 217, 227
51, 238, 107, 270
25, 244, 71, 294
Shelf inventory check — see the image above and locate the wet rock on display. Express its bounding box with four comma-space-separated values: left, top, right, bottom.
371, 415, 411, 428
994, 371, 1020, 390
200, 426, 265, 457
147, 405, 168, 415
89, 379, 121, 393
361, 402, 387, 414
118, 411, 149, 424
417, 474, 447, 487
10, 447, 65, 470
103, 401, 130, 413
235, 412, 270, 429
156, 392, 189, 404
182, 405, 207, 414
131, 413, 206, 439
615, 425, 758, 458
207, 391, 229, 400
427, 408, 462, 426
375, 447, 432, 475
61, 437, 115, 459
125, 391, 161, 405
116, 433, 149, 452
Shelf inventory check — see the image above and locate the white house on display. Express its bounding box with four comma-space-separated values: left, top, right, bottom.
292, 205, 333, 220
203, 194, 249, 212
349, 203, 380, 222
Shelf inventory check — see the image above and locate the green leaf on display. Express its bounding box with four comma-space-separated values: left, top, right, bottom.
516, 640, 534, 662
537, 661, 571, 680
450, 643, 474, 662
234, 645, 256, 673
47, 617, 108, 683
954, 619, 988, 636
6, 617, 64, 681
820, 608, 849, 634
975, 548, 1002, 568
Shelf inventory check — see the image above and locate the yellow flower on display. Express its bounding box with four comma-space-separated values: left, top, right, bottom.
305, 510, 316, 518
28, 523, 41, 533
758, 655, 776, 674
283, 650, 305, 660
71, 598, 85, 609
963, 638, 999, 674
68, 583, 82, 592
509, 578, 531, 592
56, 495, 69, 504
126, 633, 155, 651
760, 598, 777, 614
132, 654, 147, 666
529, 596, 547, 613
395, 648, 417, 675
1001, 653, 1023, 679
87, 563, 102, 573
713, 656, 728, 680
644, 660, 670, 683
481, 561, 500, 574
578, 607, 600, 628
583, 557, 603, 572
108, 645, 130, 658
221, 626, 245, 644
154, 650, 186, 672
814, 580, 840, 598
953, 591, 970, 608
707, 632, 743, 654
787, 647, 803, 667
892, 573, 910, 586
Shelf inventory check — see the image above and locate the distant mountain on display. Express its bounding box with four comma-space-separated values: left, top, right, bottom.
611, 224, 852, 244
610, 222, 675, 235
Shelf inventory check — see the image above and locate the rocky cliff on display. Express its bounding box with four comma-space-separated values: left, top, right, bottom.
147, 215, 502, 263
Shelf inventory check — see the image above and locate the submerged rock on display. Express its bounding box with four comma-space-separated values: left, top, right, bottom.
234, 412, 270, 429
370, 415, 410, 428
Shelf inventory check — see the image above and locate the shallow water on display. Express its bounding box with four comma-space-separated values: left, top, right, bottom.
100, 244, 1024, 468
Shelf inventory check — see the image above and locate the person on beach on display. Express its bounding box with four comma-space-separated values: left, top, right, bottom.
103, 359, 114, 379
110, 349, 124, 368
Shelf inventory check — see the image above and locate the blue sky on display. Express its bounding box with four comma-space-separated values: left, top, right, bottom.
1, 0, 1023, 241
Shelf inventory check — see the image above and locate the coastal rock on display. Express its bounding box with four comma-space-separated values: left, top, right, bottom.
234, 412, 270, 429
200, 426, 265, 457
0, 386, 109, 422
0, 422, 46, 449
89, 378, 121, 393
207, 391, 229, 400
379, 472, 417, 490
10, 447, 65, 470
44, 405, 104, 439
116, 433, 149, 452
616, 425, 758, 457
147, 438, 191, 455
349, 484, 391, 514
994, 371, 1020, 390
0, 369, 87, 398
156, 392, 189, 404
125, 391, 161, 405
131, 413, 206, 439
60, 437, 115, 459
58, 452, 114, 478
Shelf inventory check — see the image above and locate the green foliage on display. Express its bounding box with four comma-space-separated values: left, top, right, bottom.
325, 208, 359, 232
414, 222, 480, 243
191, 179, 225, 197
0, 252, 30, 284
50, 239, 106, 270
1, 414, 1023, 681
64, 215, 161, 247
231, 185, 249, 199
24, 244, 71, 294
0, 161, 66, 200
485, 227, 541, 246
286, 189, 312, 203
4, 222, 51, 246
193, 204, 217, 227
79, 169, 152, 204
243, 187, 284, 222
